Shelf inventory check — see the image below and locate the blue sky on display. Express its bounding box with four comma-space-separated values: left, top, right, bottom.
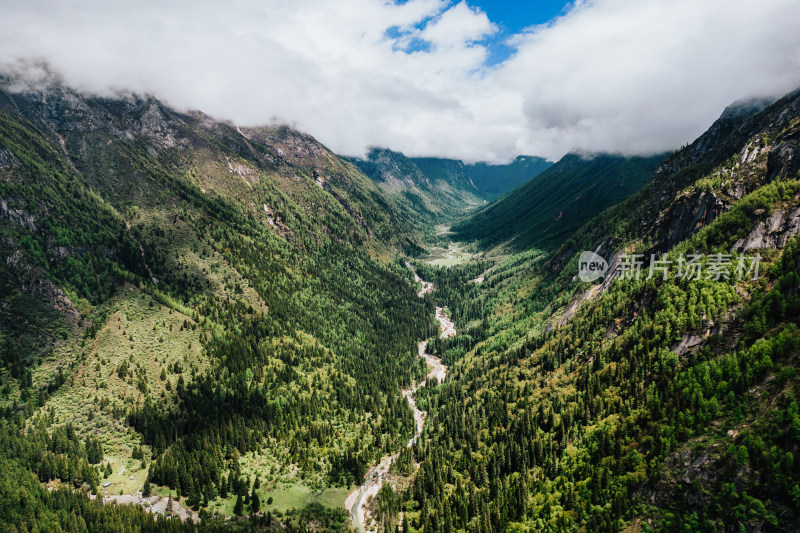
396, 0, 574, 64
475, 0, 571, 30
471, 0, 573, 64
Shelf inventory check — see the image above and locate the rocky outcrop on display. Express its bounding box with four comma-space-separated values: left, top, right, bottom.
650, 97, 776, 186
244, 125, 334, 169
0, 148, 21, 170
640, 443, 724, 510
766, 124, 800, 181
552, 92, 800, 334
733, 207, 800, 252
133, 102, 181, 150
652, 191, 726, 253
352, 148, 431, 190
0, 197, 37, 232
225, 156, 260, 185
3, 242, 82, 327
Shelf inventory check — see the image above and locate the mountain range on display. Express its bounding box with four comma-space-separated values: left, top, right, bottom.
347, 149, 553, 226
452, 152, 666, 251
1, 73, 800, 533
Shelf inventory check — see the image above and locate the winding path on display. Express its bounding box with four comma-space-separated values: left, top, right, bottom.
345, 268, 455, 532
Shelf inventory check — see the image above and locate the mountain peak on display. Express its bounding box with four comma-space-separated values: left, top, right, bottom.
719, 96, 776, 121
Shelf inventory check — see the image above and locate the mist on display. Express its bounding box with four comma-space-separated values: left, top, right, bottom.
1, 0, 799, 162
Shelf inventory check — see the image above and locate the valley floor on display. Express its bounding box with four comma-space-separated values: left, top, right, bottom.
347, 269, 455, 533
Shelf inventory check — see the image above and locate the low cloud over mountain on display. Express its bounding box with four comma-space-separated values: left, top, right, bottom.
2, 0, 799, 162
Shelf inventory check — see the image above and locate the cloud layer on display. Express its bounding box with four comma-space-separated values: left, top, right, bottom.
1, 0, 799, 162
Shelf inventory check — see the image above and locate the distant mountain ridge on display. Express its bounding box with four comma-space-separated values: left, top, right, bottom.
452, 152, 666, 251
413, 155, 553, 199
348, 149, 553, 225
347, 148, 486, 225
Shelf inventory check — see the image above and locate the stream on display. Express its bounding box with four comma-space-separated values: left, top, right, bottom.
345, 269, 454, 533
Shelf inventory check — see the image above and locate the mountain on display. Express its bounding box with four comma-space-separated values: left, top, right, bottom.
349, 150, 554, 224
406, 88, 800, 532
348, 148, 486, 225
0, 79, 438, 529
452, 152, 666, 251
3, 69, 800, 533
412, 155, 553, 199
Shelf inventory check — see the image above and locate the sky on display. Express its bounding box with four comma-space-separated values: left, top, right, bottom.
469, 0, 572, 65
1, 0, 800, 163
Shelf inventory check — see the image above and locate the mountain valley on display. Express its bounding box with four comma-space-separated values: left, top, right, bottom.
1, 74, 800, 533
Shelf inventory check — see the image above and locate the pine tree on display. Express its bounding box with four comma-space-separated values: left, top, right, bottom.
220, 475, 228, 498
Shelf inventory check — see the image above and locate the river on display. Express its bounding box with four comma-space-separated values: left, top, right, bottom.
344, 270, 455, 532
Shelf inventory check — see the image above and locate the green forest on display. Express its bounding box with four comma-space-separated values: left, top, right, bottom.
1, 78, 800, 533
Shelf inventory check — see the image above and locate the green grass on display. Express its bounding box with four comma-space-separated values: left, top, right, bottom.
421, 242, 477, 267
206, 482, 350, 517
37, 285, 206, 482
99, 456, 149, 496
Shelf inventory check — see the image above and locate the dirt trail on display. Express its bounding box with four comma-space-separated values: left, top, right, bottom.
347, 268, 453, 533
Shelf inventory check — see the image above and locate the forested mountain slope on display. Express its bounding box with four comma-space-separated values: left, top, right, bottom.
399, 88, 800, 532
3, 71, 800, 533
452, 153, 666, 251
349, 150, 554, 225
0, 79, 440, 530
412, 155, 552, 199
348, 148, 486, 225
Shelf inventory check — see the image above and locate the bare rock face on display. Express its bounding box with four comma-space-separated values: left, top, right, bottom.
2, 238, 82, 327
652, 191, 725, 253
350, 148, 431, 192
652, 96, 776, 182
639, 443, 723, 512
1, 75, 191, 154
726, 182, 747, 199
225, 156, 260, 185
766, 125, 800, 181
244, 125, 332, 169
0, 197, 37, 232
733, 207, 800, 252
0, 148, 21, 170
554, 91, 800, 336
629, 95, 800, 259
134, 102, 178, 149
21, 275, 82, 326
671, 333, 705, 356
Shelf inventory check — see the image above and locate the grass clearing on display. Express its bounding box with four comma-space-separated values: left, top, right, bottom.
37, 284, 208, 494
422, 241, 477, 267
204, 482, 351, 518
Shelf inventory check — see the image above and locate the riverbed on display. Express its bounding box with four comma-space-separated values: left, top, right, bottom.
345, 271, 455, 532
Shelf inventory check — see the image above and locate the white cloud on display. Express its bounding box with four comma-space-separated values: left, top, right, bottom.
1, 0, 799, 162
500, 0, 800, 157
419, 2, 495, 49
